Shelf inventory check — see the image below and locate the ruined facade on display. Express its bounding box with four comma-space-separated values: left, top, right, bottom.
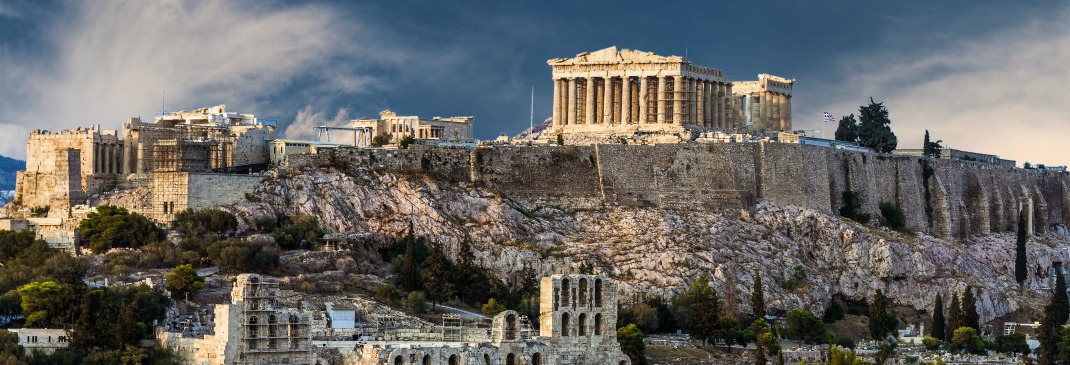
157, 274, 314, 365
547, 46, 793, 137
352, 274, 630, 365
8, 105, 273, 223
350, 110, 475, 146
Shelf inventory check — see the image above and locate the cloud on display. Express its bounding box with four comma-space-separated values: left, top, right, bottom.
0, 1, 410, 159
283, 106, 350, 141
801, 8, 1070, 166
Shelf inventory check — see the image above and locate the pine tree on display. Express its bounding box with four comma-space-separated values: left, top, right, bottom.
672, 274, 722, 345
420, 244, 456, 309
856, 98, 898, 153
751, 271, 766, 320
834, 114, 859, 142
1016, 208, 1029, 286
961, 287, 980, 331
946, 293, 962, 343
931, 294, 946, 341
868, 289, 891, 340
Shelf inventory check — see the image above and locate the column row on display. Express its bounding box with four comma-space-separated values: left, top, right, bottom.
552, 76, 733, 129
93, 142, 122, 174
746, 92, 792, 131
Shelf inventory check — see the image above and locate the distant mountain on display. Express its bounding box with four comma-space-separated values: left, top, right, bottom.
0, 155, 25, 191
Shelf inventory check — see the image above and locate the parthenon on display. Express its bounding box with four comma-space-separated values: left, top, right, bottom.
548, 46, 793, 136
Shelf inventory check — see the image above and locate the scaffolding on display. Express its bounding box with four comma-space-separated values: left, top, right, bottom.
442, 314, 462, 341
236, 277, 312, 365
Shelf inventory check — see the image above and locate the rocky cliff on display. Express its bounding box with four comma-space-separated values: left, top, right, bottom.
225, 164, 1070, 325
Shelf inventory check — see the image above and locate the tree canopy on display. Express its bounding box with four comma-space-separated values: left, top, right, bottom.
672, 274, 721, 344
868, 289, 895, 340
834, 114, 859, 143
1016, 208, 1029, 285
79, 205, 163, 253
923, 130, 943, 158
931, 294, 946, 342
785, 309, 831, 345
751, 271, 766, 319
165, 264, 204, 298
856, 98, 898, 153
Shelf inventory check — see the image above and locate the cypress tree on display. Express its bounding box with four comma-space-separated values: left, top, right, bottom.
751, 271, 766, 320
945, 293, 961, 343
930, 294, 946, 340
1038, 271, 1068, 365
923, 130, 932, 157
961, 287, 980, 330
868, 289, 890, 340
1016, 208, 1029, 286
1054, 269, 1069, 326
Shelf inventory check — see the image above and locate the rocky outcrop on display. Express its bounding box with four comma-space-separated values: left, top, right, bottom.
226, 166, 1070, 324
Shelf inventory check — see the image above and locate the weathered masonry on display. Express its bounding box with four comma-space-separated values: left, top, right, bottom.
547, 46, 793, 135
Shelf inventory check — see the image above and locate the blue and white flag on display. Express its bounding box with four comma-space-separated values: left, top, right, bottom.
822, 112, 835, 123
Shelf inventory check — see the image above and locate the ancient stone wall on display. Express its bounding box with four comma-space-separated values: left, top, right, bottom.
302, 143, 1070, 239
151, 172, 264, 222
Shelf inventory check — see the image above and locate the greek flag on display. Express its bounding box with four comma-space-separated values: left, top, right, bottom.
822, 112, 835, 123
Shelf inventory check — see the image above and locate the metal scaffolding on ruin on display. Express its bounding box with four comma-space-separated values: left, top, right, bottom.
441, 314, 462, 342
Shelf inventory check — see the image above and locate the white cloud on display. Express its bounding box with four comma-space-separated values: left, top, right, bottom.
799, 9, 1070, 167
0, 0, 407, 159
283, 106, 350, 141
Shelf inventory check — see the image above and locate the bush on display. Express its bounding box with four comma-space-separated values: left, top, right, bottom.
482, 298, 506, 317
172, 209, 238, 237
617, 323, 647, 365
274, 215, 326, 250
408, 291, 427, 314
839, 190, 870, 224
399, 135, 416, 149
992, 332, 1029, 354
165, 264, 204, 298
922, 336, 943, 350
207, 239, 279, 273
375, 285, 402, 306
781, 266, 808, 290
372, 134, 392, 147
950, 327, 984, 354
879, 202, 907, 231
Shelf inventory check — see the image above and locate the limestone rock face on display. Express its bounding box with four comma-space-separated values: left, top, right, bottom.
229, 167, 1070, 323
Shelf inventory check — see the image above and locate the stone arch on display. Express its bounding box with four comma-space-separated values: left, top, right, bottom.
578, 313, 587, 336
449, 354, 458, 365
506, 353, 515, 365
532, 353, 541, 365
248, 316, 258, 338
505, 313, 518, 340
395, 355, 404, 365
594, 313, 603, 336
561, 278, 570, 307
594, 279, 603, 307
483, 354, 491, 365
561, 312, 570, 337
578, 278, 588, 306
619, 361, 628, 365
423, 354, 431, 365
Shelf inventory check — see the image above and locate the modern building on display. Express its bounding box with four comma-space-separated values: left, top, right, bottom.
893, 148, 1015, 167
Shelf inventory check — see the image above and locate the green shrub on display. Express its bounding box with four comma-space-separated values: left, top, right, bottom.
781, 266, 808, 290
399, 136, 416, 149
172, 209, 238, 237
274, 215, 326, 250
79, 205, 163, 253
922, 336, 942, 350
408, 291, 427, 313
839, 190, 870, 224
207, 239, 279, 273
879, 202, 907, 231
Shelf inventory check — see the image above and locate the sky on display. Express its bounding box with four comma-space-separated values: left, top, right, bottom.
0, 0, 1067, 166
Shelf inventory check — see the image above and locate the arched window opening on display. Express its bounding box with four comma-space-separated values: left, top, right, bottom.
394, 355, 404, 365
594, 279, 603, 307
532, 353, 541, 365
483, 354, 491, 365
422, 354, 431, 365
449, 354, 459, 365
594, 313, 603, 336
579, 313, 588, 336
506, 353, 516, 365
505, 313, 518, 340
561, 312, 570, 337
561, 279, 570, 307
248, 316, 258, 338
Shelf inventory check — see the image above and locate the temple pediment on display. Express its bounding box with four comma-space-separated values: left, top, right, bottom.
548, 46, 683, 65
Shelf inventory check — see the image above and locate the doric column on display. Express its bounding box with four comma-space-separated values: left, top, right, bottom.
656, 77, 667, 124
638, 77, 649, 124
621, 77, 632, 124
772, 92, 781, 130
719, 83, 728, 129
552, 78, 561, 127
785, 95, 792, 131
706, 81, 714, 128
764, 91, 773, 129
696, 80, 705, 128
585, 78, 596, 125
672, 76, 684, 125
603, 77, 614, 125
566, 78, 577, 126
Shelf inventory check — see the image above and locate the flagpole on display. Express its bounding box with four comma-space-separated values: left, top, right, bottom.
530, 86, 534, 132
